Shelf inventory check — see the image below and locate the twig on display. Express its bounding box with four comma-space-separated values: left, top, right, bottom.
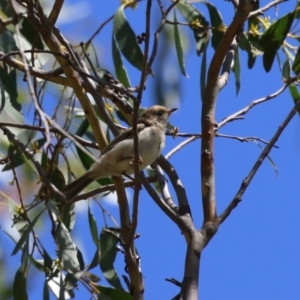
249, 0, 288, 17
215, 132, 279, 148
15, 23, 51, 149
218, 77, 298, 129
158, 156, 192, 219
70, 176, 157, 203
218, 97, 300, 224
155, 164, 178, 212
148, 0, 180, 71
1, 127, 66, 203
165, 136, 200, 159
85, 15, 114, 47
48, 0, 64, 27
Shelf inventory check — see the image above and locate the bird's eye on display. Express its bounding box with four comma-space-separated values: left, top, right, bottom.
157, 110, 164, 116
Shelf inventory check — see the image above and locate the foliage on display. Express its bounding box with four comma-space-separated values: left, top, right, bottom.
0, 0, 299, 299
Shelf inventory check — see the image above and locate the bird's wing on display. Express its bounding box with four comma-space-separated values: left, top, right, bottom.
101, 123, 146, 156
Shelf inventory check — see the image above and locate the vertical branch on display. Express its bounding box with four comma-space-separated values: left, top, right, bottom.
201, 0, 256, 225
128, 0, 153, 240
114, 177, 144, 299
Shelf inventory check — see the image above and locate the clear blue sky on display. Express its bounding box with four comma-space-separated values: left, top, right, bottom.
1, 1, 300, 299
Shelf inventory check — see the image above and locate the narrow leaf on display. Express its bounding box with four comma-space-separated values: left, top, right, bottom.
198, 0, 224, 50
88, 205, 99, 246
292, 46, 300, 74
174, 11, 188, 77
20, 17, 44, 49
12, 209, 45, 255
288, 83, 300, 115
113, 5, 144, 70
13, 267, 28, 300
100, 230, 124, 291
97, 286, 132, 300
0, 77, 5, 113
88, 247, 101, 271
233, 48, 241, 96
43, 280, 50, 300
56, 222, 81, 273
260, 12, 295, 72
176, 0, 209, 56
200, 47, 207, 101
112, 33, 131, 87
282, 58, 291, 80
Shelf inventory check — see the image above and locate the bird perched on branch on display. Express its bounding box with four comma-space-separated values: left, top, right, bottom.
63, 105, 177, 201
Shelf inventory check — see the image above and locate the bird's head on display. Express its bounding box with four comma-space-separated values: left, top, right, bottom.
139, 105, 177, 128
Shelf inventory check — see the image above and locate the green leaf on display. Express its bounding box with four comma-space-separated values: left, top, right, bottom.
8, 196, 28, 234
88, 205, 99, 246
288, 83, 300, 114
2, 147, 23, 171
200, 47, 207, 101
76, 246, 85, 271
260, 12, 295, 72
100, 230, 124, 291
20, 17, 44, 50
232, 49, 241, 96
198, 0, 224, 50
174, 11, 188, 77
97, 286, 132, 300
11, 209, 45, 255
0, 66, 20, 112
282, 58, 291, 80
0, 28, 18, 53
56, 222, 81, 273
292, 46, 300, 74
0, 0, 12, 17
3, 128, 37, 171
43, 280, 50, 300
112, 33, 131, 87
76, 146, 112, 186
0, 77, 5, 113
13, 267, 28, 300
59, 202, 76, 232
113, 5, 144, 70
88, 246, 101, 271
176, 0, 209, 56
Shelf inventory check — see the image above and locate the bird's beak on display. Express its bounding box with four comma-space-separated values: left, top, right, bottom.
168, 108, 178, 115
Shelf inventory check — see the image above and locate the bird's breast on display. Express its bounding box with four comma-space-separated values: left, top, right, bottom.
138, 127, 165, 167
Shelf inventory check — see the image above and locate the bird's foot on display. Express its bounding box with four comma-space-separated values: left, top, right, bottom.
129, 155, 143, 166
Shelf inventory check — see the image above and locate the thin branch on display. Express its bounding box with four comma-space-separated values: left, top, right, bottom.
218, 77, 298, 129
48, 0, 64, 27
70, 176, 157, 203
158, 156, 192, 219
1, 126, 66, 203
215, 132, 279, 148
249, 0, 288, 17
165, 136, 200, 159
218, 98, 300, 224
15, 23, 51, 149
85, 15, 114, 47
155, 163, 178, 212
147, 0, 179, 71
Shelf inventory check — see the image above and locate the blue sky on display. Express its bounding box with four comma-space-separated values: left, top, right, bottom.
1, 0, 300, 299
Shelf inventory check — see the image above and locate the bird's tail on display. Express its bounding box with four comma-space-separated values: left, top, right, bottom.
62, 173, 95, 202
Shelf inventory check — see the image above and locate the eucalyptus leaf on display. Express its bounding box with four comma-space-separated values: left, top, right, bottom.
260, 12, 295, 72
113, 5, 144, 70
100, 230, 124, 291
176, 0, 209, 55
174, 10, 188, 77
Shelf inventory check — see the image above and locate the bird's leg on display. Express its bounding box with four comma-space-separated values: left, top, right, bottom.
122, 172, 135, 181
129, 155, 143, 166
122, 172, 142, 190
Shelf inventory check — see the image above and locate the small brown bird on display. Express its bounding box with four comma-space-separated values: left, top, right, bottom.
63, 105, 177, 201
